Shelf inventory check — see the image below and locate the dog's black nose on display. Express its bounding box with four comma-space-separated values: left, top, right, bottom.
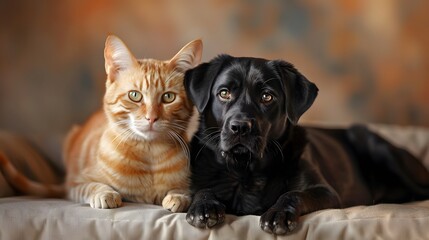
230, 120, 252, 135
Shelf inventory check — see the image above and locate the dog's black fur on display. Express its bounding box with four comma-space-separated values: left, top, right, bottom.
184, 54, 429, 234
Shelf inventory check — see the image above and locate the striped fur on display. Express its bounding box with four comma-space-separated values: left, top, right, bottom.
0, 36, 202, 212
64, 36, 202, 210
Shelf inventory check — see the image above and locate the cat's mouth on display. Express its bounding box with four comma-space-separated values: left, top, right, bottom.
132, 128, 160, 140
128, 125, 158, 141
127, 115, 161, 140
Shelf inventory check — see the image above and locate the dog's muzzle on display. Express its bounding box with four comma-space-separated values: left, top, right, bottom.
229, 120, 252, 136
220, 117, 265, 166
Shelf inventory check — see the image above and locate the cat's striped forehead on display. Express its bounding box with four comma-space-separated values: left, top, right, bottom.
133, 59, 184, 91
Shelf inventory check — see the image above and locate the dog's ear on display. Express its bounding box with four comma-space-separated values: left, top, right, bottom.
185, 54, 232, 112
270, 60, 318, 124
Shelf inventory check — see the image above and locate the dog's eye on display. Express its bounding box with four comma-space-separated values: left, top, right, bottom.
261, 93, 273, 103
218, 89, 231, 101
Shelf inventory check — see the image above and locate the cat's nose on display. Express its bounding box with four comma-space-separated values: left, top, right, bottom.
145, 116, 158, 124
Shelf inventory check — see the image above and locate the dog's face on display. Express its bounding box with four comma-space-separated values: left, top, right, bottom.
185, 55, 318, 168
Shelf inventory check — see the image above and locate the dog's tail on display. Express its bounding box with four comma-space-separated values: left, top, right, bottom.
347, 124, 429, 200
0, 150, 65, 198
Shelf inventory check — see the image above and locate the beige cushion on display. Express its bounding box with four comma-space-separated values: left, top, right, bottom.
0, 197, 428, 239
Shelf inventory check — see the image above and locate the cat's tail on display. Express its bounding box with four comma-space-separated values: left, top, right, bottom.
0, 150, 65, 198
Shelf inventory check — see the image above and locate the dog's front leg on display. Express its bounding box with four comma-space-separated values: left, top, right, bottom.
186, 188, 226, 228
260, 185, 340, 235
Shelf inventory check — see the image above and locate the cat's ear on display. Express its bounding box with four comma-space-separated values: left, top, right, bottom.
169, 39, 203, 73
104, 35, 138, 81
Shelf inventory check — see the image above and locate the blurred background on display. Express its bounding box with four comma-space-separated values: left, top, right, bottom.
0, 0, 428, 164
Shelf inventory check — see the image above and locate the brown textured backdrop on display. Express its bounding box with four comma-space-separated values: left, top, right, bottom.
0, 0, 428, 164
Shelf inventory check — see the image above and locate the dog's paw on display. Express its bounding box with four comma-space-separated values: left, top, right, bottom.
89, 191, 122, 209
186, 199, 226, 228
162, 191, 192, 212
260, 207, 299, 235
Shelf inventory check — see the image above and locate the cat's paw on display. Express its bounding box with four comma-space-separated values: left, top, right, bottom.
89, 191, 122, 209
162, 191, 192, 212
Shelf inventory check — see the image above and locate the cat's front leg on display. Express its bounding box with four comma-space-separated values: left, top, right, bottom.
162, 189, 192, 212
68, 182, 122, 209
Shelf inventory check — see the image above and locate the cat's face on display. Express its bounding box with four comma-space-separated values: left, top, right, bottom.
103, 36, 202, 140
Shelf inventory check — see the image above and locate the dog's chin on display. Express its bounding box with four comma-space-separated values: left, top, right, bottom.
230, 145, 251, 155
221, 144, 259, 170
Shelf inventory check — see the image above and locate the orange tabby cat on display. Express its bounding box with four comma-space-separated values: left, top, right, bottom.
64, 35, 202, 210
0, 36, 202, 212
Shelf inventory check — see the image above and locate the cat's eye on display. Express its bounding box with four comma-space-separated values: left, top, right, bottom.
261, 93, 273, 103
162, 92, 176, 103
218, 89, 231, 101
128, 90, 143, 102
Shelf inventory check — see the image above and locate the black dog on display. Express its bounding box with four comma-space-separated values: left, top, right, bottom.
184, 54, 429, 235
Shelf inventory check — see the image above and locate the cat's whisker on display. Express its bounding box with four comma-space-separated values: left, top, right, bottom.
167, 130, 190, 170
173, 113, 195, 120
169, 130, 191, 167
166, 132, 181, 155
110, 126, 132, 145
104, 120, 130, 137
206, 134, 220, 146
195, 131, 220, 160
166, 125, 187, 133
200, 127, 221, 135
167, 129, 189, 153
114, 129, 136, 151
200, 130, 221, 142
107, 120, 129, 131
159, 122, 188, 130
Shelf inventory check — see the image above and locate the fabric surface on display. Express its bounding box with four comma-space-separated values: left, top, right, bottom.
1, 197, 429, 240
0, 123, 429, 239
